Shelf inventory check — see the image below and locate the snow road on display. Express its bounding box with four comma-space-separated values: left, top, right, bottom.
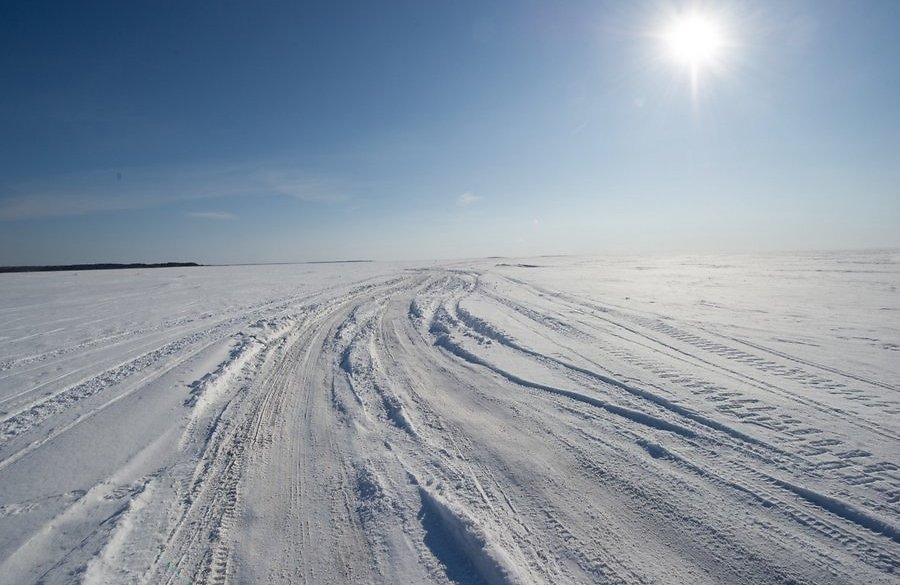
1, 252, 898, 584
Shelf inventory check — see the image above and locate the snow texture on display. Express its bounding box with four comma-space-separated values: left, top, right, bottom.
0, 251, 898, 584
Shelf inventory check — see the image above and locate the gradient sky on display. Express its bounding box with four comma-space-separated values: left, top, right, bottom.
2, 1, 899, 264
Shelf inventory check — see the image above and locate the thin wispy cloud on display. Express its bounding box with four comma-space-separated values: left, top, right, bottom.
262, 171, 352, 204
187, 211, 236, 220
456, 192, 482, 206
0, 167, 242, 221
0, 192, 151, 221
0, 163, 353, 221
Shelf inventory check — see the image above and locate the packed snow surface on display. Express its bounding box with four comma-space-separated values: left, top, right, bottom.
1, 251, 898, 584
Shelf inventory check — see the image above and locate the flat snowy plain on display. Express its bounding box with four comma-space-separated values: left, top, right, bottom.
0, 251, 898, 584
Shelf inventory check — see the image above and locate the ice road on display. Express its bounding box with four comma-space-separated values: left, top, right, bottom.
0, 252, 898, 584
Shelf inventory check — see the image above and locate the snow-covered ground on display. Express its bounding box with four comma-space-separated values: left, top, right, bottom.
1, 251, 898, 584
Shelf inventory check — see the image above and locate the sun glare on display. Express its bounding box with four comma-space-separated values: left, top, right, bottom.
661, 11, 728, 97
666, 14, 724, 67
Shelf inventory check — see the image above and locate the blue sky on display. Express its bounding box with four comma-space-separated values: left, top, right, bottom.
1, 0, 898, 264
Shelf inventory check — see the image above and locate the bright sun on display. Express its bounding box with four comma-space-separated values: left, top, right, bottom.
665, 13, 724, 68
662, 11, 728, 94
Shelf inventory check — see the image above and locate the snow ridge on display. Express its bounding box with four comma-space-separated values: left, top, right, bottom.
1, 256, 898, 584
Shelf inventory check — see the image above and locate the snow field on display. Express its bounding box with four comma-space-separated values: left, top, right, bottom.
0, 252, 898, 584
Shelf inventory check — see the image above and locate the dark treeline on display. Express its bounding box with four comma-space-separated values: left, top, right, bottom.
0, 262, 201, 274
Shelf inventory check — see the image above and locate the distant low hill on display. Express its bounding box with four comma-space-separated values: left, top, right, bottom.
0, 262, 201, 274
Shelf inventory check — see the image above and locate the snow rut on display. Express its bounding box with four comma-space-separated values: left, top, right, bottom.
1, 262, 898, 584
